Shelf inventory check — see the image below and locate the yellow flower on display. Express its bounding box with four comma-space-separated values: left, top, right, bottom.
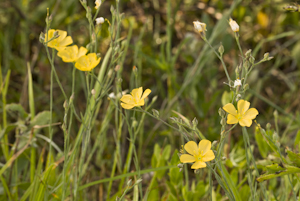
229, 18, 239, 32
193, 21, 207, 33
180, 140, 215, 169
74, 53, 101, 71
57, 45, 88, 63
45, 29, 73, 51
223, 99, 258, 127
120, 87, 151, 109
95, 0, 101, 9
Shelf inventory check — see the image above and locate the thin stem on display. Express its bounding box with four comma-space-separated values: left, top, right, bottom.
203, 37, 231, 83
133, 108, 189, 141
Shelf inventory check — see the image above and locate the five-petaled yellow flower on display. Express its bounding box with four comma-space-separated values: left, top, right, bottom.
45, 29, 73, 51
223, 99, 258, 127
120, 87, 151, 109
74, 53, 101, 71
180, 140, 215, 169
57, 45, 88, 63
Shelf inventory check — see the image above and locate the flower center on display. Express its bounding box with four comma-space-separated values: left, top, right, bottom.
194, 150, 204, 162
236, 113, 243, 120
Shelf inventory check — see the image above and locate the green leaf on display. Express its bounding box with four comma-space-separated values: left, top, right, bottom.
265, 163, 285, 173
221, 91, 233, 106
294, 130, 300, 150
254, 126, 269, 158
257, 165, 300, 182
5, 103, 28, 120
29, 111, 51, 128
286, 149, 300, 167
162, 145, 171, 160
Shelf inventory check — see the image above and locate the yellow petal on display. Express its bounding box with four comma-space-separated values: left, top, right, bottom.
141, 89, 151, 100
180, 154, 196, 163
136, 99, 145, 106
58, 36, 73, 47
191, 161, 206, 169
56, 30, 67, 40
227, 114, 239, 124
202, 150, 215, 162
184, 141, 198, 155
57, 45, 78, 62
44, 29, 55, 42
75, 54, 100, 71
223, 103, 237, 115
131, 87, 142, 101
198, 140, 211, 155
120, 95, 135, 104
78, 47, 88, 58
87, 53, 100, 69
237, 100, 250, 115
244, 108, 259, 120
121, 103, 135, 109
239, 118, 252, 127
75, 56, 89, 71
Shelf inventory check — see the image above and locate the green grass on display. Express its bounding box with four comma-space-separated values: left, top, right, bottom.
0, 0, 300, 200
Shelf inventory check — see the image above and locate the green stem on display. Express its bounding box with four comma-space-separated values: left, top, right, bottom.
203, 37, 231, 83
242, 127, 257, 201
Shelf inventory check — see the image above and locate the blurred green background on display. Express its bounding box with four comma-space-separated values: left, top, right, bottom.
1, 0, 300, 200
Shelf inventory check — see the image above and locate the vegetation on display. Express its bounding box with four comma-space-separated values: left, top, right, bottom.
0, 0, 300, 200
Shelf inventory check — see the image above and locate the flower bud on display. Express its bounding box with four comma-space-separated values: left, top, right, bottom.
192, 117, 198, 128
243, 83, 249, 91
127, 179, 132, 186
245, 49, 252, 58
63, 100, 68, 109
39, 32, 45, 43
273, 110, 278, 118
96, 17, 105, 25
91, 89, 96, 96
212, 141, 218, 148
152, 109, 159, 118
132, 120, 138, 128
151, 95, 158, 104
233, 79, 242, 88
135, 178, 142, 185
193, 21, 207, 34
263, 52, 269, 60
177, 163, 183, 168
229, 18, 239, 32
133, 66, 138, 76
218, 108, 225, 116
218, 44, 224, 55
249, 56, 255, 64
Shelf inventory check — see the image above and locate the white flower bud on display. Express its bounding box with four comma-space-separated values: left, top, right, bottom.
193, 21, 207, 33
233, 79, 242, 88
95, 0, 101, 9
96, 17, 105, 25
229, 18, 239, 32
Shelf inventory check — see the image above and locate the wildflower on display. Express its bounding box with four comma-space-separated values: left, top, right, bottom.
45, 29, 73, 51
120, 87, 151, 109
57, 45, 88, 63
180, 140, 215, 169
233, 79, 242, 88
74, 53, 101, 71
95, 0, 101, 9
229, 18, 239, 32
96, 17, 105, 25
223, 99, 258, 127
193, 21, 207, 33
